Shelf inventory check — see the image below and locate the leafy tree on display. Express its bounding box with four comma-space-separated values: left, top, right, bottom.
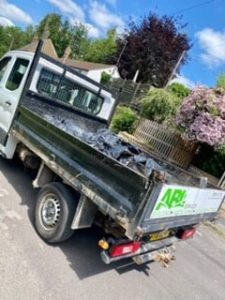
140, 88, 180, 123
83, 29, 117, 63
111, 106, 138, 133
0, 25, 35, 58
177, 87, 225, 147
194, 144, 225, 178
36, 14, 90, 58
37, 14, 71, 57
110, 13, 191, 86
0, 13, 116, 63
23, 25, 36, 44
168, 82, 190, 99
217, 74, 225, 89
70, 23, 90, 59
0, 26, 10, 57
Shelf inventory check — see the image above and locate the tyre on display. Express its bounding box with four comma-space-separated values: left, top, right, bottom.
35, 182, 79, 243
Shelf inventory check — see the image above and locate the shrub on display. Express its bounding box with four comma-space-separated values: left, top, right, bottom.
194, 144, 225, 178
101, 71, 112, 85
168, 82, 191, 99
177, 87, 225, 147
140, 88, 180, 123
217, 74, 225, 89
111, 106, 138, 133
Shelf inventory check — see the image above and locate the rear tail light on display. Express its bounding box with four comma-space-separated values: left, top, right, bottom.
110, 242, 141, 258
179, 228, 196, 240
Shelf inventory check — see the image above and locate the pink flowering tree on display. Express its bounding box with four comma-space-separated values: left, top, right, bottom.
177, 87, 225, 147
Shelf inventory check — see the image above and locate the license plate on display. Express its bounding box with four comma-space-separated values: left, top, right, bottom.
150, 230, 171, 241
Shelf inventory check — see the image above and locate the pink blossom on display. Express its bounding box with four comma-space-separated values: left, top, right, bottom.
177, 87, 225, 147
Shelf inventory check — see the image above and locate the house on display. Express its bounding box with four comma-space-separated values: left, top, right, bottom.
20, 39, 120, 83
59, 58, 120, 83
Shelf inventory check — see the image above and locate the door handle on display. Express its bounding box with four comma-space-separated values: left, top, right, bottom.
5, 101, 12, 106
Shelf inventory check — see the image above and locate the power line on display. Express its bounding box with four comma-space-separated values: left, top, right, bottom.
172, 0, 216, 15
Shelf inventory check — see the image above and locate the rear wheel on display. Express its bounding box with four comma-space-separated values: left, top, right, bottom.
35, 182, 79, 243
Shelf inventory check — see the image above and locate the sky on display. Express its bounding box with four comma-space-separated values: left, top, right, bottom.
0, 0, 225, 87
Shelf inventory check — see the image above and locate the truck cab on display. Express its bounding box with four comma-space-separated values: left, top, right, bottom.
0, 51, 33, 158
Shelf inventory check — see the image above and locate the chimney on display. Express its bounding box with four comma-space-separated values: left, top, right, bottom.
62, 46, 72, 64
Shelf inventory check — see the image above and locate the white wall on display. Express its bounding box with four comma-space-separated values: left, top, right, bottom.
87, 69, 103, 83
102, 66, 120, 79
87, 67, 120, 83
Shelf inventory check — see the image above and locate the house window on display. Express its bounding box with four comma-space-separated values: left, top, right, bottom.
6, 58, 29, 91
37, 68, 104, 116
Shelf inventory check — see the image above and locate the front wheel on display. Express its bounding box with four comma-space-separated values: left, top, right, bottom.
35, 182, 79, 243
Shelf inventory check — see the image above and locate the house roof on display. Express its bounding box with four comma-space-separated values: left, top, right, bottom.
20, 39, 58, 59
20, 38, 116, 72
59, 58, 115, 71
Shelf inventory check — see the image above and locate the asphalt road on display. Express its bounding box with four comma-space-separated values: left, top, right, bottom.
0, 157, 225, 300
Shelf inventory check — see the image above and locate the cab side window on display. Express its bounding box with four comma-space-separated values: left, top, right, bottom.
37, 68, 104, 116
6, 58, 29, 91
0, 57, 11, 83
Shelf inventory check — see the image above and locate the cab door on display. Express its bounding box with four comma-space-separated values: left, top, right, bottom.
0, 56, 30, 145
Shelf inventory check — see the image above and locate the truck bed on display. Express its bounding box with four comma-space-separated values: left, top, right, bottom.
20, 92, 207, 187
11, 90, 225, 239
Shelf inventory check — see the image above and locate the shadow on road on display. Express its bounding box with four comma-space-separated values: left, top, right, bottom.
0, 157, 151, 279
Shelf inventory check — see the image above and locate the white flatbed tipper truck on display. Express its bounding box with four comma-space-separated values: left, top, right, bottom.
0, 40, 224, 265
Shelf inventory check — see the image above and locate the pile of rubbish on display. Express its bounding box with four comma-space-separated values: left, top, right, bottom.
84, 129, 164, 178
40, 110, 198, 185
44, 111, 165, 177
23, 96, 201, 185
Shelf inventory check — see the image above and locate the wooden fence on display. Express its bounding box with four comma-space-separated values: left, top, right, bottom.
134, 119, 197, 169
132, 119, 225, 191
107, 80, 151, 106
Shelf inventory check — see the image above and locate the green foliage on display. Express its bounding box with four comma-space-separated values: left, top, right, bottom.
0, 25, 35, 58
0, 13, 118, 65
36, 14, 90, 58
83, 29, 117, 63
168, 82, 190, 99
100, 71, 112, 85
111, 106, 138, 133
110, 13, 191, 85
70, 23, 90, 60
216, 74, 225, 89
194, 144, 225, 178
140, 88, 180, 123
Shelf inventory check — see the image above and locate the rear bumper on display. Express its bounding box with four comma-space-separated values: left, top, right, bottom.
101, 236, 179, 265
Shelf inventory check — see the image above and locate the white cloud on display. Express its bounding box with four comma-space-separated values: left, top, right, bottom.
89, 1, 124, 30
47, 0, 123, 37
171, 74, 196, 89
85, 23, 100, 38
48, 0, 100, 38
0, 16, 14, 27
48, 0, 85, 23
196, 28, 225, 67
0, 0, 32, 24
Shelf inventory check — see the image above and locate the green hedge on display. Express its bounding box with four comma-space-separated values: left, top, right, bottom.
111, 106, 138, 134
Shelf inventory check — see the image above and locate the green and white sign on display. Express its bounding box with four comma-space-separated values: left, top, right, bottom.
150, 184, 225, 219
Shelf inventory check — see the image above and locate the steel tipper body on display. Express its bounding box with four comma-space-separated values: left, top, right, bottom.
13, 92, 225, 238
